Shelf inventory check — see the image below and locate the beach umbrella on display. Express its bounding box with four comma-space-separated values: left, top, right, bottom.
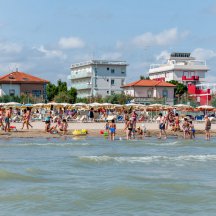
101, 103, 112, 106
174, 104, 192, 109
174, 104, 191, 108
197, 105, 214, 110
112, 104, 123, 109
125, 103, 137, 106
44, 102, 60, 108
59, 103, 70, 107
146, 104, 165, 112
33, 103, 45, 108
148, 103, 164, 107
197, 105, 214, 115
174, 104, 194, 112
73, 103, 87, 106
5, 102, 22, 107
89, 102, 102, 107
25, 103, 33, 107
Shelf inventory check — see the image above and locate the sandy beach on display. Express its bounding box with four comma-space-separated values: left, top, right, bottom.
0, 121, 215, 139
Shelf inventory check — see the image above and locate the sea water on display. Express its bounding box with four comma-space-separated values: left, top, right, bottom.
0, 137, 216, 216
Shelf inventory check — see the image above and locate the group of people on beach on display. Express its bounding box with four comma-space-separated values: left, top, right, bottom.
0, 106, 213, 140
154, 109, 211, 140
44, 111, 68, 135
0, 107, 68, 135
103, 108, 212, 141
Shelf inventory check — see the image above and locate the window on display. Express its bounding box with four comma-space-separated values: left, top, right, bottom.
147, 89, 152, 98
9, 89, 15, 96
107, 79, 109, 82
121, 68, 125, 74
107, 90, 109, 94
111, 69, 115, 73
162, 89, 168, 98
32, 90, 42, 97
111, 79, 115, 85
107, 67, 109, 70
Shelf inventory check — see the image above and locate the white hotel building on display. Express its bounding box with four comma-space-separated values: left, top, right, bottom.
68, 60, 127, 98
148, 52, 209, 85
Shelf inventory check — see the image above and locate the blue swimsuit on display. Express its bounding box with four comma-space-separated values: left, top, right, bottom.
109, 127, 116, 133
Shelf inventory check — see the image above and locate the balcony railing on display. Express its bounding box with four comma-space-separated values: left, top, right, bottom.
182, 76, 199, 81
72, 83, 92, 90
68, 72, 92, 80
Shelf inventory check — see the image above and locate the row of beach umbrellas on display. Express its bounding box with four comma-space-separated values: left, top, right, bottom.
0, 102, 215, 111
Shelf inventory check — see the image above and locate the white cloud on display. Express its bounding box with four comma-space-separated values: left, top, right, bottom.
0, 41, 22, 53
156, 50, 170, 61
205, 75, 216, 83
101, 52, 122, 60
34, 45, 67, 59
0, 62, 34, 73
59, 37, 85, 49
132, 28, 189, 47
116, 41, 124, 49
192, 48, 216, 60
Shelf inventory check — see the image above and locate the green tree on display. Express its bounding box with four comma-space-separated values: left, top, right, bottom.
140, 75, 150, 80
54, 92, 71, 103
104, 93, 132, 104
57, 80, 67, 93
46, 79, 77, 103
0, 95, 21, 103
168, 80, 187, 103
67, 87, 77, 103
76, 97, 89, 103
46, 83, 58, 101
211, 95, 216, 107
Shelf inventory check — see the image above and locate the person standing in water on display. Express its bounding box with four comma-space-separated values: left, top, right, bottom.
124, 118, 134, 140
204, 115, 211, 140
158, 113, 167, 139
109, 119, 116, 141
5, 107, 12, 132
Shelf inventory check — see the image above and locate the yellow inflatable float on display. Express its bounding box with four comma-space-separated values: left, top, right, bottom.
72, 129, 88, 136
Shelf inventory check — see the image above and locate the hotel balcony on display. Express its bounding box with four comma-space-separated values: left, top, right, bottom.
182, 76, 199, 81
72, 83, 92, 90
68, 72, 92, 80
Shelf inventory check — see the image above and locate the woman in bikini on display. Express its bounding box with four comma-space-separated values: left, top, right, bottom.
124, 118, 134, 140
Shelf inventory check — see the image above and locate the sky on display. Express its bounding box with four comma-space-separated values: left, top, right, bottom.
0, 0, 216, 84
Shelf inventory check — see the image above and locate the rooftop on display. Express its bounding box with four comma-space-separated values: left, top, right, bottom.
0, 71, 49, 84
71, 60, 128, 68
122, 79, 176, 88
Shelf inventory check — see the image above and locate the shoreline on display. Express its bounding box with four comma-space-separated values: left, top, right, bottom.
0, 121, 214, 139
0, 128, 215, 139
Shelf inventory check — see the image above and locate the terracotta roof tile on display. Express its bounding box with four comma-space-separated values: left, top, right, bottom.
122, 79, 176, 88
0, 71, 49, 84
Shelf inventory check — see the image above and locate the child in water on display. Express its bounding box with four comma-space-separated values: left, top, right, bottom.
105, 120, 109, 134
189, 120, 195, 139
59, 119, 68, 135
109, 119, 116, 141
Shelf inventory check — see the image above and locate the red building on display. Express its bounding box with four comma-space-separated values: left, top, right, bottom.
188, 84, 211, 105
